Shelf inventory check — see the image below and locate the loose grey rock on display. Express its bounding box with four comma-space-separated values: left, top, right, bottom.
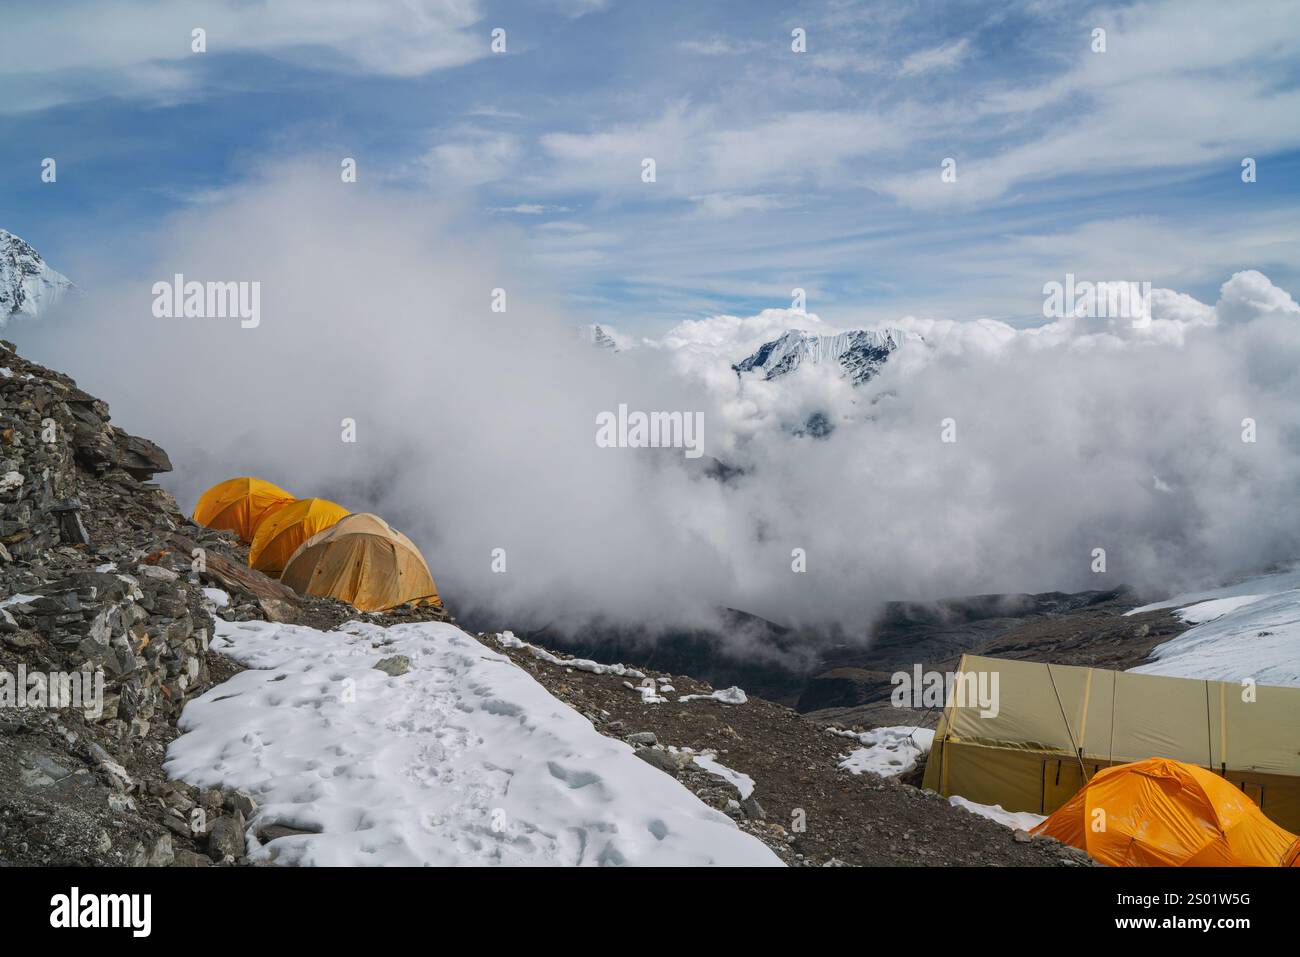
143, 833, 175, 867
207, 813, 246, 861
255, 822, 320, 843
137, 564, 178, 582
373, 655, 410, 677
627, 731, 658, 746
225, 789, 257, 818
740, 795, 767, 821
86, 743, 133, 791
633, 747, 680, 777
257, 597, 298, 623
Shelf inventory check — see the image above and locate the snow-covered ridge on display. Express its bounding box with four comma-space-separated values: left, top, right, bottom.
165, 617, 782, 866
0, 228, 72, 324
733, 328, 913, 384
1127, 566, 1300, 687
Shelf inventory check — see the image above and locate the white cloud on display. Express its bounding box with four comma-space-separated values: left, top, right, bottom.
898, 37, 971, 77
880, 0, 1300, 207
423, 131, 522, 187
677, 37, 764, 56
529, 220, 622, 268
467, 106, 526, 121
660, 308, 841, 360
0, 0, 487, 111
548, 0, 611, 17
492, 203, 572, 215
1217, 270, 1300, 325
21, 164, 1300, 638
688, 193, 795, 219
536, 104, 905, 197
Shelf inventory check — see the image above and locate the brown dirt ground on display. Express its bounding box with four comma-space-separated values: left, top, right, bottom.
472, 631, 1095, 867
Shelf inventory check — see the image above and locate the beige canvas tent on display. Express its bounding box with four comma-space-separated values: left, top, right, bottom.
922, 654, 1300, 832
280, 512, 440, 612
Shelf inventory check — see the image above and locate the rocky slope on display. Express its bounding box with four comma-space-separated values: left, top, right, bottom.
0, 339, 448, 866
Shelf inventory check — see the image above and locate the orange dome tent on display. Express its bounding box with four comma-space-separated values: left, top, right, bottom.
280, 512, 440, 612
1032, 757, 1300, 866
192, 477, 295, 544
247, 497, 349, 575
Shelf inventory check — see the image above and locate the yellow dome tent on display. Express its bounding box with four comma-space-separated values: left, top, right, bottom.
1032, 757, 1300, 866
247, 497, 349, 575
280, 512, 440, 612
192, 477, 295, 544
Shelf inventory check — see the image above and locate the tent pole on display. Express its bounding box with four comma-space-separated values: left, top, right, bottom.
1205, 681, 1215, 774
1046, 663, 1086, 779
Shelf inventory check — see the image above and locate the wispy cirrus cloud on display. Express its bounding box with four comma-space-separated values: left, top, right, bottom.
878, 0, 1300, 208
898, 37, 971, 76
0, 0, 488, 112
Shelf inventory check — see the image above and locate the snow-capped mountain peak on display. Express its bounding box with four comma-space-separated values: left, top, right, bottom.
591, 324, 619, 351
733, 327, 912, 385
1, 228, 73, 325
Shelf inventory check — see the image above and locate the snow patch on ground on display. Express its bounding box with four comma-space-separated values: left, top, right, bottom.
692, 752, 756, 799
678, 686, 748, 705
625, 680, 668, 704
948, 795, 1046, 831
831, 726, 935, 777
495, 630, 646, 678
166, 618, 781, 866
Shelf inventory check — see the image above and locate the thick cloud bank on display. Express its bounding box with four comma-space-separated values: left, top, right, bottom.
17, 165, 1300, 640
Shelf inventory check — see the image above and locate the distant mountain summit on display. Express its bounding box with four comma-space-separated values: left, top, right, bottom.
733, 328, 911, 384
0, 229, 72, 324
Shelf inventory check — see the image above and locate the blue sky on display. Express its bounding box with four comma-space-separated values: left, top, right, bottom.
3, 0, 1299, 335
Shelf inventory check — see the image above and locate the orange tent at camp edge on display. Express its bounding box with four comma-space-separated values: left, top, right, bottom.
1032, 757, 1300, 866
